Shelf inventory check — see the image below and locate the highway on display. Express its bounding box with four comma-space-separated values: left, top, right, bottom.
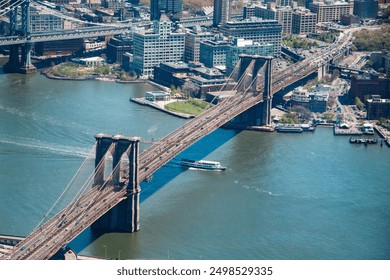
0, 28, 353, 260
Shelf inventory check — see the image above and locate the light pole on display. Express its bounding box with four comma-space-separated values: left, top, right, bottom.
103, 245, 107, 259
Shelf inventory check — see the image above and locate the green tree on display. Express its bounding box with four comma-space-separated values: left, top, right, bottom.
280, 112, 298, 124
328, 95, 337, 110
355, 97, 364, 109
170, 85, 177, 96
292, 105, 312, 122
353, 27, 390, 51
181, 82, 199, 99
119, 71, 127, 80
128, 69, 137, 78
322, 112, 335, 122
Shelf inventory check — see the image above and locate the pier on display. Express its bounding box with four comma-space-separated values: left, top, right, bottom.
349, 137, 378, 144
374, 125, 390, 147
334, 125, 363, 136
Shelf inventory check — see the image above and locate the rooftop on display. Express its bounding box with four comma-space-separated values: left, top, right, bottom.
161, 61, 190, 70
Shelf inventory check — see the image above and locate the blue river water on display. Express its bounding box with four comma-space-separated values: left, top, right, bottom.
0, 63, 389, 260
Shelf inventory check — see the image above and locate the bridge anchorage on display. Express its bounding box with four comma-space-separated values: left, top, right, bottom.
4, 0, 36, 74
91, 134, 141, 233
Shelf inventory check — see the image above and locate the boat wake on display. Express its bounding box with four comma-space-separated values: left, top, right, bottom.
240, 183, 284, 196
0, 136, 90, 158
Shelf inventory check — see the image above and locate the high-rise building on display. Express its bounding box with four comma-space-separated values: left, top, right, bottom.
353, 0, 379, 19
184, 26, 216, 63
225, 39, 273, 75
199, 40, 230, 68
30, 11, 65, 33
213, 0, 230, 27
150, 0, 162, 21
49, 0, 70, 4
309, 0, 353, 23
106, 36, 132, 64
275, 0, 293, 6
350, 73, 390, 100
132, 16, 185, 77
150, 0, 183, 21
255, 4, 293, 35
104, 0, 125, 10
305, 0, 314, 8
243, 5, 256, 19
292, 9, 317, 34
167, 0, 183, 16
367, 95, 390, 119
219, 18, 283, 57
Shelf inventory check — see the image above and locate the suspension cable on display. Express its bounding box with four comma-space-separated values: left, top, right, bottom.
0, 0, 26, 17
33, 144, 97, 230
51, 143, 116, 228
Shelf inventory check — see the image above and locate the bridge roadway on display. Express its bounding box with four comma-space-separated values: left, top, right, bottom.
0, 26, 133, 46
0, 1, 136, 46
1, 30, 353, 260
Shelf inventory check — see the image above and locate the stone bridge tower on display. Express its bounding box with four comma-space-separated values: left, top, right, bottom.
91, 134, 141, 233
4, 0, 36, 74
230, 55, 273, 127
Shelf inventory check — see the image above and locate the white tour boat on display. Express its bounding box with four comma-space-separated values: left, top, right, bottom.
180, 159, 226, 171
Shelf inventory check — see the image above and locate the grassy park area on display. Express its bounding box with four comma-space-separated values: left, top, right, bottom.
164, 98, 209, 116
45, 62, 137, 81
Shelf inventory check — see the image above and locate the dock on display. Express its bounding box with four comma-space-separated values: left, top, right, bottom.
334, 125, 363, 135
349, 137, 378, 144
374, 125, 390, 147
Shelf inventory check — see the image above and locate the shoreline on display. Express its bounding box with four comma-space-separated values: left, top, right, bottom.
39, 65, 389, 147
41, 69, 143, 83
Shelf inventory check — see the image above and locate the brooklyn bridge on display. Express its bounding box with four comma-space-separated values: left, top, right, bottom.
0, 0, 353, 260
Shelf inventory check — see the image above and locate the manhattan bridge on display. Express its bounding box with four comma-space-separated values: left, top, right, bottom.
0, 0, 135, 73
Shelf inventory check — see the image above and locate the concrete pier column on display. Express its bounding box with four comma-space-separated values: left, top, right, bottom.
318, 64, 327, 82
20, 42, 36, 74
4, 45, 21, 73
261, 57, 272, 126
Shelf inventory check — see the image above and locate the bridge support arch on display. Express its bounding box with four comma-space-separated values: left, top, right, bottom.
230, 55, 273, 127
91, 134, 141, 233
317, 63, 329, 82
